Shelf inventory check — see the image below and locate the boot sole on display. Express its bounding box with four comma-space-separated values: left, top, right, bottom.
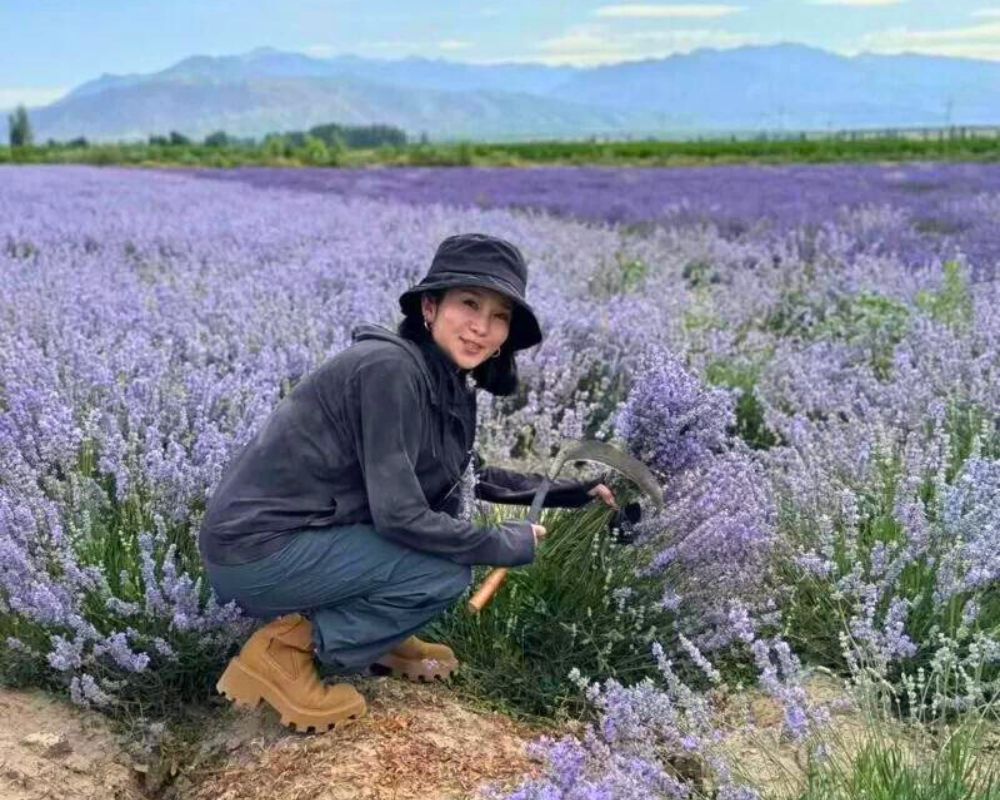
371, 653, 459, 682
217, 656, 366, 733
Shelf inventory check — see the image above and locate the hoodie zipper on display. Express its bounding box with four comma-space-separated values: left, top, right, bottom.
351, 325, 473, 507
434, 446, 474, 510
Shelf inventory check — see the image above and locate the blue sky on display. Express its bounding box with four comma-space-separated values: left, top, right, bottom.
2, 0, 998, 107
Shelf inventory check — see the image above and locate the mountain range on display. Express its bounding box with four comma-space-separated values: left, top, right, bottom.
19, 44, 1000, 143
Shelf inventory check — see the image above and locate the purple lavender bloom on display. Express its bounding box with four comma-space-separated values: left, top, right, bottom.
634, 447, 778, 649
184, 163, 1000, 279
69, 673, 114, 708
615, 348, 734, 477
498, 647, 757, 799
93, 631, 151, 673
936, 458, 1000, 601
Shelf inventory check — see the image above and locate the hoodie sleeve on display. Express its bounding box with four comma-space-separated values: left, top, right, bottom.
473, 451, 603, 508
351, 355, 535, 567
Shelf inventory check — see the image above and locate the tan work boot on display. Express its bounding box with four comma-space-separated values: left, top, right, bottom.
216, 613, 366, 733
373, 636, 459, 682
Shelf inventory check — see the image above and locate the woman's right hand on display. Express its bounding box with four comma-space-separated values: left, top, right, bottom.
531, 523, 547, 548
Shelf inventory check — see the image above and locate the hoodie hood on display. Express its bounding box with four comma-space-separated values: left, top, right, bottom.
351, 323, 475, 466
351, 323, 436, 401
350, 323, 471, 406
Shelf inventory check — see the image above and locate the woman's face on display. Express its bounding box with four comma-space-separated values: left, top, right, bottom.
422, 287, 513, 370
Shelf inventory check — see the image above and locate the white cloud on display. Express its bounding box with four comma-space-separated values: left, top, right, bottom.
313, 38, 472, 58
971, 7, 1000, 17
0, 87, 70, 110
355, 39, 425, 51
856, 20, 1000, 59
593, 4, 744, 18
532, 23, 765, 65
303, 44, 336, 58
811, 0, 903, 6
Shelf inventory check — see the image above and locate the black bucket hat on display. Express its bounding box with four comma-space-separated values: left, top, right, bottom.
399, 233, 543, 351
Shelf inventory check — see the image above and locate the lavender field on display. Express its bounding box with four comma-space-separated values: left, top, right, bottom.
1, 164, 998, 798
188, 162, 1000, 279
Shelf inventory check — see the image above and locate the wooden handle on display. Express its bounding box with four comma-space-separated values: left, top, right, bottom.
466, 567, 509, 614
467, 477, 551, 615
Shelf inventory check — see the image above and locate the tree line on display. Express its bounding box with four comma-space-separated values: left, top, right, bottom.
4, 105, 408, 151
6, 103, 1000, 168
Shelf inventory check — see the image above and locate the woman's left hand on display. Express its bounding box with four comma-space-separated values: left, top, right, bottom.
587, 483, 618, 510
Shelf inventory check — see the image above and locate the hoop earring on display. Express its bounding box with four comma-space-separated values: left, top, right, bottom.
491, 349, 501, 359
424, 318, 432, 332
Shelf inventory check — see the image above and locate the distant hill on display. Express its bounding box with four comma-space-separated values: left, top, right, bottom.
20, 44, 1000, 143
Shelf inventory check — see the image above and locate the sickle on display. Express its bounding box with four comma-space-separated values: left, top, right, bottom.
466, 438, 663, 614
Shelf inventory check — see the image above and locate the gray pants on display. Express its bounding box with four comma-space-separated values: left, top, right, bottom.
204, 524, 472, 675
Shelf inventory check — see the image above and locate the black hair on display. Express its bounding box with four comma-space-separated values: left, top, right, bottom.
397, 289, 519, 397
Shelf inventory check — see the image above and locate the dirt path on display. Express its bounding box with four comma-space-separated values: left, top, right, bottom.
185, 677, 549, 800
0, 677, 552, 800
1, 673, 913, 800
0, 688, 144, 800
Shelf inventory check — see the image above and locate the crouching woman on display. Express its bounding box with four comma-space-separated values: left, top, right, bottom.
198, 233, 616, 732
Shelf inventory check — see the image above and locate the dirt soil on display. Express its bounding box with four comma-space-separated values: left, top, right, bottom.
8, 671, 974, 800
0, 676, 552, 800
0, 687, 145, 800
185, 676, 549, 800
0, 675, 845, 800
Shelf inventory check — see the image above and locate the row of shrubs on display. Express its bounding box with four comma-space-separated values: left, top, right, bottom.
5, 132, 1000, 168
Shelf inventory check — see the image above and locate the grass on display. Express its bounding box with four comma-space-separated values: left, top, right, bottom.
430, 492, 676, 719
796, 709, 1000, 800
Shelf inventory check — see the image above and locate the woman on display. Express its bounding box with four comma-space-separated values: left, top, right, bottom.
199, 232, 616, 732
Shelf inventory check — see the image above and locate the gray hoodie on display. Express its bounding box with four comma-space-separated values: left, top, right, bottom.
198, 324, 599, 567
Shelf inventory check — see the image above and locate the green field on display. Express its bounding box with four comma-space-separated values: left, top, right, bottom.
4, 129, 1000, 168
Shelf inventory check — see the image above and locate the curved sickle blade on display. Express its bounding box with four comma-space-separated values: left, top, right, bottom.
472, 438, 663, 615
549, 438, 664, 508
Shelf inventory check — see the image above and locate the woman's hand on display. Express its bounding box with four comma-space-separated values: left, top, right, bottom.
531, 523, 547, 547
587, 483, 619, 510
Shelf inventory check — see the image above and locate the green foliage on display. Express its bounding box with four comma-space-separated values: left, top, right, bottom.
941, 400, 1000, 483
762, 288, 825, 339
818, 292, 912, 378
11, 130, 1000, 168
306, 123, 346, 149
913, 217, 969, 236
917, 261, 975, 330
262, 134, 289, 159
453, 140, 474, 166
682, 306, 725, 335
431, 500, 672, 717
307, 121, 405, 149
299, 135, 331, 165
7, 105, 33, 147
681, 259, 720, 289
588, 252, 650, 299
203, 130, 230, 148
799, 722, 1000, 800
762, 288, 912, 378
760, 261, 974, 381
705, 358, 779, 450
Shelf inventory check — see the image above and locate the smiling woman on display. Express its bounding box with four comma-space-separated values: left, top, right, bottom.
421, 287, 512, 371
197, 232, 610, 734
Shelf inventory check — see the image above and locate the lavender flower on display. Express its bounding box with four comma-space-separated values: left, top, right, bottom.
615, 348, 734, 477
